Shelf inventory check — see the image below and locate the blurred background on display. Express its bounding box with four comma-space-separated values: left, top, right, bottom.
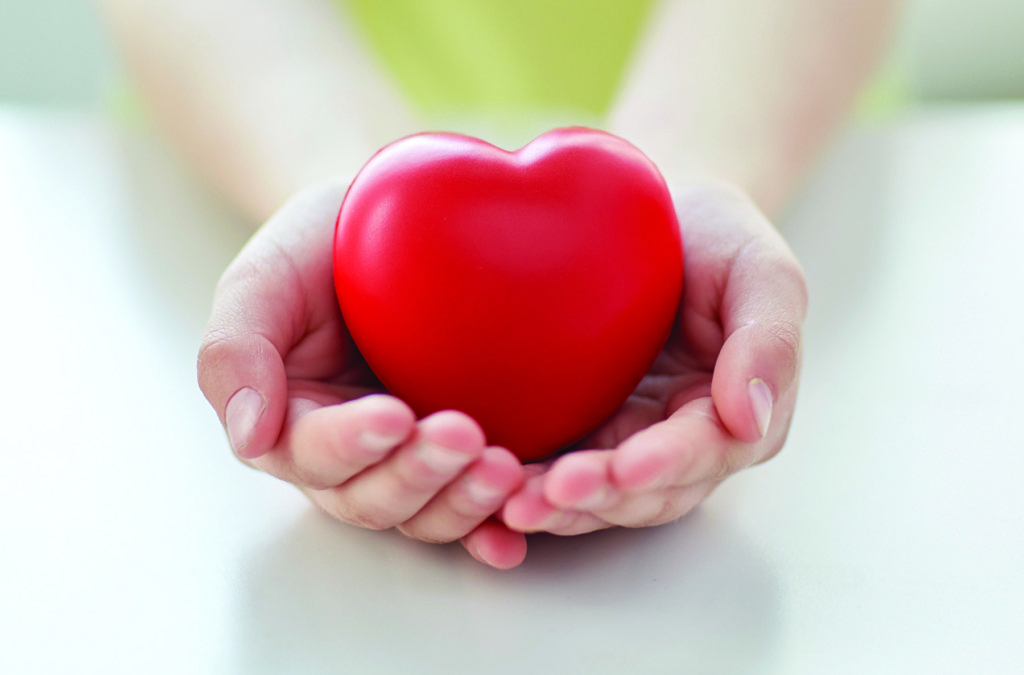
1, 0, 1022, 112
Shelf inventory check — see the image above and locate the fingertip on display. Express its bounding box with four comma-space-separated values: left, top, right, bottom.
462, 520, 528, 570
353, 393, 417, 439
544, 451, 610, 509
417, 409, 488, 453
198, 331, 288, 460
224, 385, 289, 461
711, 320, 797, 443
476, 446, 526, 488
501, 477, 559, 532
610, 434, 674, 491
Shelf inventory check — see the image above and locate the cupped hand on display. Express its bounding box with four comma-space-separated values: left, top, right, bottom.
500, 181, 808, 535
197, 183, 528, 569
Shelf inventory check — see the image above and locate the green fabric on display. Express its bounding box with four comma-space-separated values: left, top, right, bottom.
342, 0, 654, 116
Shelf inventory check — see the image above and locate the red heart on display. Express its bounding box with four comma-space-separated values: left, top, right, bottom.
334, 128, 683, 462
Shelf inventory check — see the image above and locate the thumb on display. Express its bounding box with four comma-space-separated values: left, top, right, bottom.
711, 224, 808, 445
197, 183, 346, 459
198, 328, 289, 460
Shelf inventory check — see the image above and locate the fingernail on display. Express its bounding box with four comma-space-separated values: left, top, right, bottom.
358, 430, 405, 455
226, 387, 265, 454
465, 477, 504, 506
417, 442, 472, 474
749, 378, 773, 438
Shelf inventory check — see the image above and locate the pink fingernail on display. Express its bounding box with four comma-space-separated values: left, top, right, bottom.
226, 387, 265, 455
417, 442, 472, 474
465, 477, 504, 506
358, 430, 404, 455
749, 378, 773, 438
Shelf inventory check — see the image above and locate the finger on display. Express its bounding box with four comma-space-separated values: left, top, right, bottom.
398, 446, 524, 543
502, 475, 608, 535
197, 182, 350, 459
712, 222, 808, 443
198, 334, 288, 460
609, 397, 759, 491
542, 450, 615, 510
540, 451, 714, 528
311, 410, 486, 530
591, 480, 719, 529
460, 520, 528, 570
273, 394, 416, 489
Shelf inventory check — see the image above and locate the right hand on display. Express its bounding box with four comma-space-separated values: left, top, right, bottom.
197, 182, 528, 569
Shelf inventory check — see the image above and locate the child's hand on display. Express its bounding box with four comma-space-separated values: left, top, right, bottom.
197, 183, 528, 569
500, 182, 808, 535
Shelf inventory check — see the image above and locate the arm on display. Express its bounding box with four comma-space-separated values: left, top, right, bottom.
97, 0, 420, 221
608, 0, 899, 217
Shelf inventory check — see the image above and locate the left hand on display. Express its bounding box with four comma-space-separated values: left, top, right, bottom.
196, 182, 528, 569
496, 181, 808, 535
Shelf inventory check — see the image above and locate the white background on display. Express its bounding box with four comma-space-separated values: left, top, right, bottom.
2, 2, 1023, 673
2, 101, 1022, 675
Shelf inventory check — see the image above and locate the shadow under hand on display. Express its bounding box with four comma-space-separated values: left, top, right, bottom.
238, 506, 780, 675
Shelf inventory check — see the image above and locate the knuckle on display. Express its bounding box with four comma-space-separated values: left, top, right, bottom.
622, 485, 714, 528
196, 329, 233, 368
195, 330, 236, 398
196, 331, 276, 400
765, 318, 802, 368
450, 492, 495, 520
719, 448, 751, 478
396, 451, 468, 492
608, 493, 676, 529
322, 497, 395, 531
705, 441, 756, 482
288, 464, 340, 492
391, 461, 434, 494
711, 453, 737, 481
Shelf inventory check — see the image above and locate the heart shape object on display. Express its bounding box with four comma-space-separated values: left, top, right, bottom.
334, 128, 683, 462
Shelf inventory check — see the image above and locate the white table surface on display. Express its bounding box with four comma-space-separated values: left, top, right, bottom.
1, 104, 1022, 674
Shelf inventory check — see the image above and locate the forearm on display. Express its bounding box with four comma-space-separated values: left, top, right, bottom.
608, 0, 898, 217
98, 0, 419, 221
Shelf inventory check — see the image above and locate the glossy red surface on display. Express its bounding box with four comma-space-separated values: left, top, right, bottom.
334, 128, 683, 462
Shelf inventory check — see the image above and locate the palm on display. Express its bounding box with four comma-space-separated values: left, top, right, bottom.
578, 347, 714, 448
280, 310, 385, 414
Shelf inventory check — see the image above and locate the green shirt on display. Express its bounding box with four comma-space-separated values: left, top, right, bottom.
342, 0, 655, 116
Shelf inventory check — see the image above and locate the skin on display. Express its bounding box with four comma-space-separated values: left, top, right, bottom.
105, 0, 898, 567
197, 178, 805, 569
499, 181, 806, 536
198, 182, 531, 568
